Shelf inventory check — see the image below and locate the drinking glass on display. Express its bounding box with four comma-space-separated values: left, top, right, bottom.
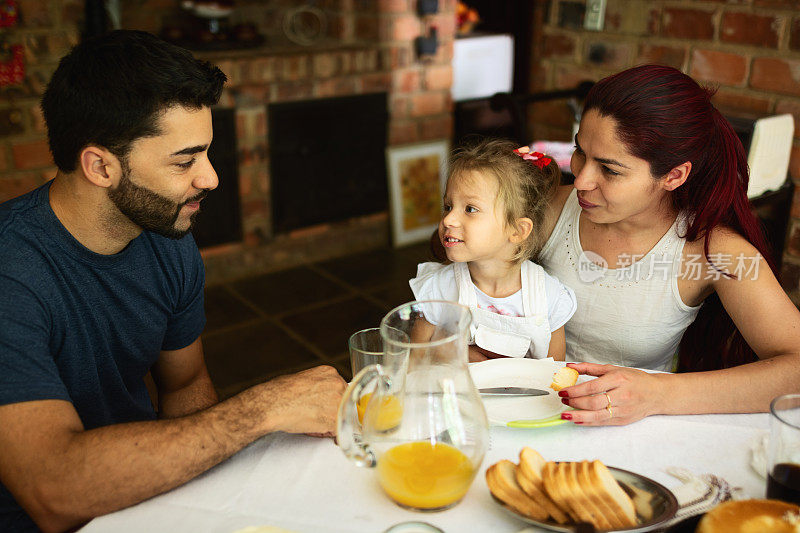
766, 393, 800, 504
348, 327, 407, 424
349, 327, 383, 377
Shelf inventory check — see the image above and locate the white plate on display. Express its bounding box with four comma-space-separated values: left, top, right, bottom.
469, 358, 592, 428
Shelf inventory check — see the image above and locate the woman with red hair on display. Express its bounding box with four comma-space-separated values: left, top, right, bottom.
538, 64, 800, 425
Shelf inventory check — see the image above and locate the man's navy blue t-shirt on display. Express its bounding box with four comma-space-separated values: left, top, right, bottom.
0, 181, 206, 531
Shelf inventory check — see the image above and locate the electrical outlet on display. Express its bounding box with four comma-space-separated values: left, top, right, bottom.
584, 0, 606, 31
415, 32, 438, 58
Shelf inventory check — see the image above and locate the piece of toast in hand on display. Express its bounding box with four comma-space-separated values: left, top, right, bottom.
486, 460, 549, 521
550, 366, 579, 391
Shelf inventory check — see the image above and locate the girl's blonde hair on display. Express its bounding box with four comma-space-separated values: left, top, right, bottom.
448, 138, 561, 263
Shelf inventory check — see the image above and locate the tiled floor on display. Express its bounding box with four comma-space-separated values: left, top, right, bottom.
202, 242, 434, 399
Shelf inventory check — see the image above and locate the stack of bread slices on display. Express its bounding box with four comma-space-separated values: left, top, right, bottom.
486, 447, 638, 530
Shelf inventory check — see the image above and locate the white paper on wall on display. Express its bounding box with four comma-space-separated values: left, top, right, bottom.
451, 34, 514, 102
747, 113, 794, 198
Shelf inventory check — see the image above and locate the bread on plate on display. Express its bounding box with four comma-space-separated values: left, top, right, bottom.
515, 447, 569, 524
486, 460, 550, 521
486, 448, 638, 530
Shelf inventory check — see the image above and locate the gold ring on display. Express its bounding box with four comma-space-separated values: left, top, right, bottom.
604, 392, 612, 407
606, 405, 613, 419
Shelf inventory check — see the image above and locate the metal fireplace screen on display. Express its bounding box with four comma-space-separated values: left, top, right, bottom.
268, 93, 389, 234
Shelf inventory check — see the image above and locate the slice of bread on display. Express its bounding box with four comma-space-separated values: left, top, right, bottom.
697, 499, 800, 533
542, 461, 582, 523
567, 461, 615, 530
577, 460, 628, 529
551, 366, 579, 391
516, 448, 569, 524
587, 460, 638, 528
560, 461, 601, 526
486, 460, 549, 521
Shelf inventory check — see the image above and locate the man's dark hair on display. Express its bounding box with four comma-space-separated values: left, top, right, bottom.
41, 30, 227, 172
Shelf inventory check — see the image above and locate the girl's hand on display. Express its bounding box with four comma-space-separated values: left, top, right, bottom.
557, 362, 665, 426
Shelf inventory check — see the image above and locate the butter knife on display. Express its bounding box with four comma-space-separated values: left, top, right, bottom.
478, 387, 549, 396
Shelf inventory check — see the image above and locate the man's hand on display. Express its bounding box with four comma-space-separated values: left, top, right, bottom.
261, 365, 346, 436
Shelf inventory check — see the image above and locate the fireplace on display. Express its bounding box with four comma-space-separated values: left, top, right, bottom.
0, 1, 457, 286
268, 93, 389, 234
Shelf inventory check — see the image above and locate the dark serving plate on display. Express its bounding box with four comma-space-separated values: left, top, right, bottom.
493, 466, 679, 533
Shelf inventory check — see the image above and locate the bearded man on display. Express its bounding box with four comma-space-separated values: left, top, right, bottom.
0, 30, 344, 533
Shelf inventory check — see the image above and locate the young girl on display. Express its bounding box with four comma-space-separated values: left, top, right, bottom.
409, 138, 577, 361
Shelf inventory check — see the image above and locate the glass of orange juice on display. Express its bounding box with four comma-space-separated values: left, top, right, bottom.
337, 301, 489, 512
349, 328, 403, 427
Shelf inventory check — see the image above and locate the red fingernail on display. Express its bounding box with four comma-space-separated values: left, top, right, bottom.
561, 398, 570, 406
558, 390, 569, 398
574, 421, 583, 425
561, 412, 572, 420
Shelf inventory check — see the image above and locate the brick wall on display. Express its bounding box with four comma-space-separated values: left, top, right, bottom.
0, 0, 456, 285
0, 0, 81, 204
531, 0, 800, 304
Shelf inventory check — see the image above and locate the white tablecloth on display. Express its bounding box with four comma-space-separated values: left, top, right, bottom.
79, 412, 769, 533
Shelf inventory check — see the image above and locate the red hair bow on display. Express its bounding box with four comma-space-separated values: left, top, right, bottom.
513, 147, 552, 169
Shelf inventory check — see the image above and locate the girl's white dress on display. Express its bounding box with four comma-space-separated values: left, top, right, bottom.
409, 261, 577, 358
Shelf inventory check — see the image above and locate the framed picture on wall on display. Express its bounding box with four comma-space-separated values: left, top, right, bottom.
386, 140, 449, 247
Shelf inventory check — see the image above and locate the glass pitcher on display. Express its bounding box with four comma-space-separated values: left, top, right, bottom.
337, 300, 489, 512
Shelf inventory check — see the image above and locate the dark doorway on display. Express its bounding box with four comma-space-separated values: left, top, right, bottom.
269, 93, 389, 234
453, 0, 535, 146
459, 0, 535, 93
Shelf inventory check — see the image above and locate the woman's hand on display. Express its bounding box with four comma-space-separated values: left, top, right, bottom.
557, 362, 666, 426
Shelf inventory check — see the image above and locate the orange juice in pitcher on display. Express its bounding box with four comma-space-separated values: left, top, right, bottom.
377, 441, 475, 510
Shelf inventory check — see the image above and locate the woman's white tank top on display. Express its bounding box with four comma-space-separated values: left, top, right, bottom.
538, 190, 701, 371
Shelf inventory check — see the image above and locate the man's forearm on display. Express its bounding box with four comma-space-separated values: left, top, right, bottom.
6, 365, 343, 533
34, 382, 276, 532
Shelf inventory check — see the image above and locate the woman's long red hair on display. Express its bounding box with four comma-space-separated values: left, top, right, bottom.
583, 64, 774, 371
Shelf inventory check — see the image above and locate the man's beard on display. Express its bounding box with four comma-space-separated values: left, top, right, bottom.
107, 166, 207, 240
